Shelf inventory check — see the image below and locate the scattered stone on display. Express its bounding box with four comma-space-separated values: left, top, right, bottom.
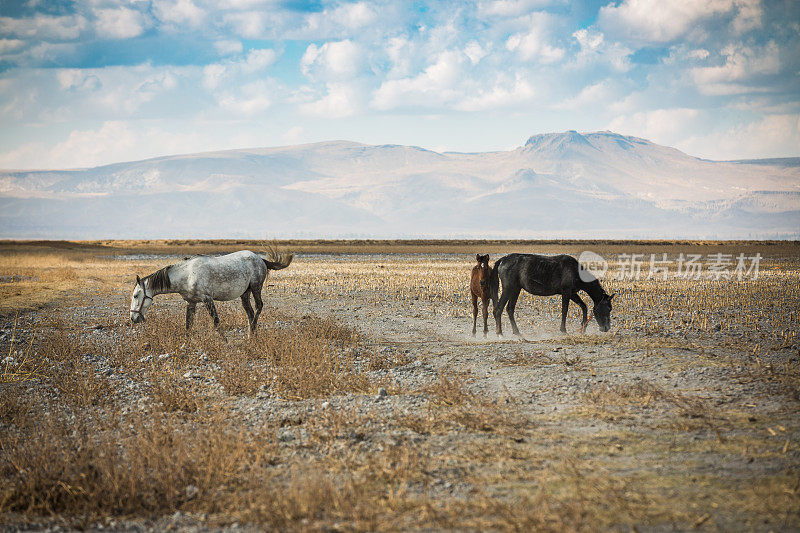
184, 484, 199, 501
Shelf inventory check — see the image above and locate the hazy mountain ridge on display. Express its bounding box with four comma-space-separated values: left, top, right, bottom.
1, 131, 798, 239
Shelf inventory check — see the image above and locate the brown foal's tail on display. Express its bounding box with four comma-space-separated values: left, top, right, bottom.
262, 252, 294, 270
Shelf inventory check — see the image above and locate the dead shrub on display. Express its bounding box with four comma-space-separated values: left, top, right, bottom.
40, 330, 113, 408
0, 410, 277, 521
214, 357, 263, 397
146, 364, 207, 413
411, 371, 529, 435
0, 385, 32, 428
249, 315, 371, 399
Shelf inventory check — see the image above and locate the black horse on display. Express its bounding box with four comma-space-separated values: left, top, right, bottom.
489, 253, 614, 335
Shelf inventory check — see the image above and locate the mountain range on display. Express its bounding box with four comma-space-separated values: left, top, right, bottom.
1, 130, 798, 239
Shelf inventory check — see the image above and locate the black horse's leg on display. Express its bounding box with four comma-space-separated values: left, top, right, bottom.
185, 303, 196, 330
570, 293, 588, 331
472, 292, 478, 336
494, 288, 511, 336
481, 295, 490, 336
560, 294, 569, 333
506, 289, 521, 336
240, 290, 255, 335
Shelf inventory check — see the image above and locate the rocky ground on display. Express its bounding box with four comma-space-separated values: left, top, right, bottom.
1, 251, 799, 532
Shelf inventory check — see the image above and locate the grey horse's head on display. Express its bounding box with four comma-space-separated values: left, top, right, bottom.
129, 275, 152, 324
593, 293, 614, 332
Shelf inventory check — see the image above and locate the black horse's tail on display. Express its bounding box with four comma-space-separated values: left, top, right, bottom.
489, 258, 502, 307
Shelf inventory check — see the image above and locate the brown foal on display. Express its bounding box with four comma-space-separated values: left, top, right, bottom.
470, 254, 492, 336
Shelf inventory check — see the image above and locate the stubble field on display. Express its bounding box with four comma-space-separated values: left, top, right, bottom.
1, 239, 799, 532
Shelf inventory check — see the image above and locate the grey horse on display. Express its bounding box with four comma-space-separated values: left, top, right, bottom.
129, 250, 293, 336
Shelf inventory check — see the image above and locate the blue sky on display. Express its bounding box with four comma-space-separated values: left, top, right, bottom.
0, 0, 798, 169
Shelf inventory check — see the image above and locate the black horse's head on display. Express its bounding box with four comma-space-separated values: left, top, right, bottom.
593, 293, 614, 332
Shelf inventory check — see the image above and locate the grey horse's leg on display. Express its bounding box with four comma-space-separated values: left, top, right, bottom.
570, 293, 588, 330
185, 302, 196, 330
240, 290, 255, 335
560, 294, 570, 333
506, 290, 521, 336
251, 283, 264, 330
204, 298, 221, 328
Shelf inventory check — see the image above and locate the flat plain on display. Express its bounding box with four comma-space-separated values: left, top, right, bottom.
1, 240, 798, 531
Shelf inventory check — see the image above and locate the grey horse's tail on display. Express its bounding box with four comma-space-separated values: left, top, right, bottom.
262, 252, 294, 270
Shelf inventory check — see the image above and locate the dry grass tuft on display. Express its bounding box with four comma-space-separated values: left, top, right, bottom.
405, 371, 530, 435
214, 356, 264, 397
0, 410, 278, 522
581, 380, 725, 441
39, 330, 113, 408
147, 364, 209, 413
1, 317, 43, 384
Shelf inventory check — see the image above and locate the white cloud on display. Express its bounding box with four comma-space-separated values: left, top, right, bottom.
0, 38, 25, 54
222, 11, 287, 39
505, 12, 564, 63
598, 0, 734, 43
0, 14, 87, 41
328, 2, 377, 30
282, 126, 305, 144
84, 67, 180, 115
0, 120, 226, 169
690, 41, 780, 93
371, 50, 463, 110
464, 40, 489, 65
301, 40, 363, 79
688, 49, 710, 60
48, 121, 139, 168
478, 0, 557, 18
217, 81, 272, 114
680, 113, 800, 160
241, 48, 278, 73
607, 108, 700, 147
153, 0, 206, 27
300, 83, 360, 118
572, 28, 631, 72
384, 36, 414, 77
731, 0, 762, 34
203, 48, 278, 89
455, 77, 534, 111
94, 8, 147, 40
296, 2, 378, 39
56, 69, 101, 91
214, 39, 243, 56
555, 81, 614, 110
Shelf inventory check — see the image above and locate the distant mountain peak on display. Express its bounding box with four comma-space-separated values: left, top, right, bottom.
523, 130, 599, 155
0, 131, 797, 238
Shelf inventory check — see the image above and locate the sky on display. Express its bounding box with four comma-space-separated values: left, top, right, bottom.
0, 0, 798, 169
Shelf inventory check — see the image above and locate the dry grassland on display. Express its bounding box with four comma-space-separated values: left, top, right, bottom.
0, 240, 798, 531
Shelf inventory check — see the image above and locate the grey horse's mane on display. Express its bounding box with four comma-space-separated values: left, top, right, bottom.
144, 266, 171, 293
